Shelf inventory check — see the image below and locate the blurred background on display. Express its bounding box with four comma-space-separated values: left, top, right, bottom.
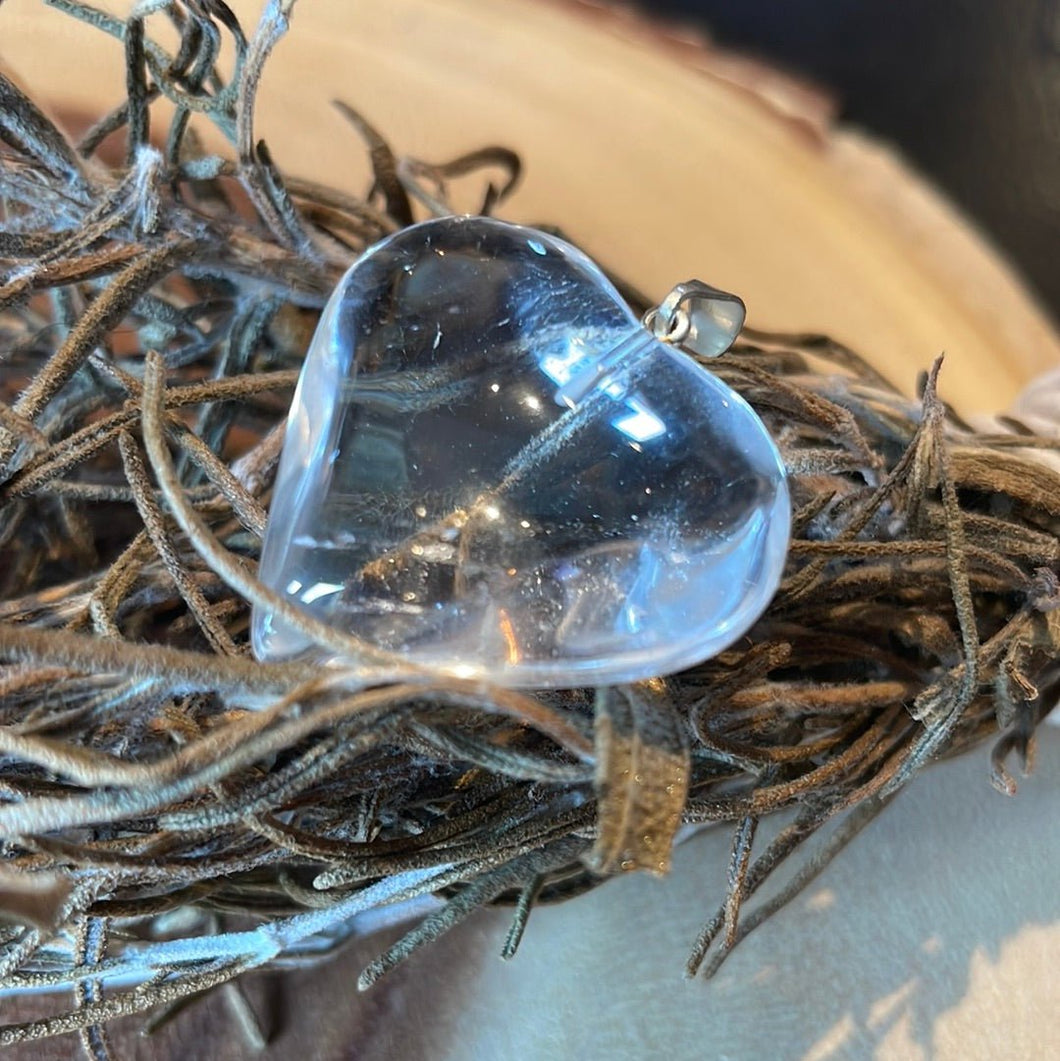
6, 0, 1058, 410
636, 0, 1060, 319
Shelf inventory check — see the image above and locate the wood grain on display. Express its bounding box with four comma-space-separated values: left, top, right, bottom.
2, 0, 1059, 410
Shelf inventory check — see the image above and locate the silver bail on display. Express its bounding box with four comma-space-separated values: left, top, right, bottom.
644, 280, 746, 358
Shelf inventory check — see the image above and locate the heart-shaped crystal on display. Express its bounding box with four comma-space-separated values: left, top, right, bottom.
252, 216, 790, 686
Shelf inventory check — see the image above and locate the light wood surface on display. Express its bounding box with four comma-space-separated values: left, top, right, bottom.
1, 3, 1058, 1059
3, 0, 1060, 410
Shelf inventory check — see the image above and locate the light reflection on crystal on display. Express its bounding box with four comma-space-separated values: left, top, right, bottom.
252, 216, 790, 686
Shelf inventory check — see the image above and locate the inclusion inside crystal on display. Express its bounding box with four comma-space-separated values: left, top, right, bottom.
252, 216, 790, 686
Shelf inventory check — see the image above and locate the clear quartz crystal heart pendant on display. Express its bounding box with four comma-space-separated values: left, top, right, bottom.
252, 216, 790, 686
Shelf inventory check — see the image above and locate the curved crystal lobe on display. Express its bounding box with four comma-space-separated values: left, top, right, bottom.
252, 216, 790, 686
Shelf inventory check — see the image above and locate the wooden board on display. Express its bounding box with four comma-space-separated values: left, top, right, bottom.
3, 0, 1059, 410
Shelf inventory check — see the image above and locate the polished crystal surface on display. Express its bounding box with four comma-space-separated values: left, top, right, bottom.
252, 216, 790, 686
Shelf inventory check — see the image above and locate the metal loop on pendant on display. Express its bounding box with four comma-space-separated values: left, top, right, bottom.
643, 280, 746, 359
